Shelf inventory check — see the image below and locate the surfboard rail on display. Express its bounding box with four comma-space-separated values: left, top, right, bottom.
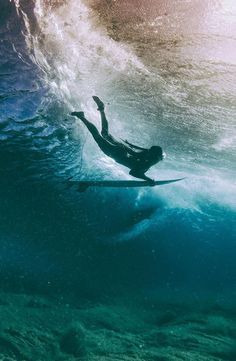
68, 178, 185, 192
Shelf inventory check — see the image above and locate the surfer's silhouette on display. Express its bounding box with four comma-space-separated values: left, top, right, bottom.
71, 96, 164, 183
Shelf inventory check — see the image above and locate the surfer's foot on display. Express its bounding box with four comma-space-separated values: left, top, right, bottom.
71, 111, 85, 119
92, 96, 104, 111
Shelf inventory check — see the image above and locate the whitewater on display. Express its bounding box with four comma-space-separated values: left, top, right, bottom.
8, 0, 236, 213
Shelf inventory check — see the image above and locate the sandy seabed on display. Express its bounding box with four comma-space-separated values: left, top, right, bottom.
0, 291, 235, 361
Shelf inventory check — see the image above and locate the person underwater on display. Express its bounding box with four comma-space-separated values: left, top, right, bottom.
71, 96, 165, 183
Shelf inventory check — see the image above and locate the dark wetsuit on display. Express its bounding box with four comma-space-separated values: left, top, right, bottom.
71, 99, 162, 182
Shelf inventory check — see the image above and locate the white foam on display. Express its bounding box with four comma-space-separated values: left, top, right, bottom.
19, 0, 148, 110
135, 169, 236, 213
213, 133, 236, 151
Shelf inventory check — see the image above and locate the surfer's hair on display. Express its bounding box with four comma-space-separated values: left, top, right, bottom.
149, 146, 163, 160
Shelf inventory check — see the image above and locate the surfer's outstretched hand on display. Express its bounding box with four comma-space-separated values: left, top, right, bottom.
148, 179, 155, 186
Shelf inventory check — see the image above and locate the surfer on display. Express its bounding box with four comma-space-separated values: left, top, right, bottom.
71, 96, 164, 183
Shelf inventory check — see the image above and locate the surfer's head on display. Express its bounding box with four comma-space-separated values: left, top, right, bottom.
149, 146, 164, 162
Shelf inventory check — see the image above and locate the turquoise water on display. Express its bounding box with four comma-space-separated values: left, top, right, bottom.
0, 0, 236, 359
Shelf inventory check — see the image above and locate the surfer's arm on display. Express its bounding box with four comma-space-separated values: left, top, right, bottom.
129, 169, 154, 183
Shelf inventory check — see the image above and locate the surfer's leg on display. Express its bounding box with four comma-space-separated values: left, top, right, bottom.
92, 96, 117, 143
92, 96, 108, 135
71, 111, 130, 164
71, 112, 106, 148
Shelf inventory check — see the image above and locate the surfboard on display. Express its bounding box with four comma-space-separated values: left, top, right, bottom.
69, 178, 185, 192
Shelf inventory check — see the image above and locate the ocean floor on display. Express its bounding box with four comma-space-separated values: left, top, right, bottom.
0, 291, 235, 361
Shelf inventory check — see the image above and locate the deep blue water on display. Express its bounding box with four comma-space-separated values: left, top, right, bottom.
0, 0, 236, 301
